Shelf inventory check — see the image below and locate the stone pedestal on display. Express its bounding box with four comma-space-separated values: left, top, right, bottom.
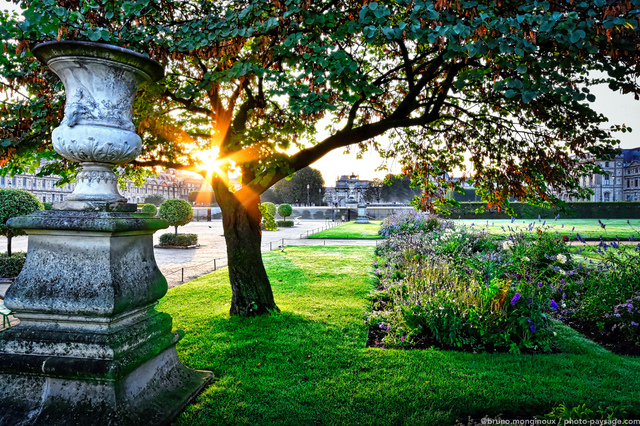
355, 204, 370, 224
0, 211, 212, 425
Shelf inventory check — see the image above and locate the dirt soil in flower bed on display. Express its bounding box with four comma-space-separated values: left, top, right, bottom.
563, 319, 640, 357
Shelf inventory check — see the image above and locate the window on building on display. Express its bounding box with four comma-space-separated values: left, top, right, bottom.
628, 180, 631, 188
12, 177, 16, 186
22, 178, 26, 186
0, 176, 3, 186
52, 194, 55, 202
604, 192, 610, 201
636, 178, 638, 187
604, 176, 610, 185
605, 162, 609, 168
42, 195, 46, 202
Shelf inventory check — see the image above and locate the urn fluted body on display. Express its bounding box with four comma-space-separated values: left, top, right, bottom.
33, 41, 164, 211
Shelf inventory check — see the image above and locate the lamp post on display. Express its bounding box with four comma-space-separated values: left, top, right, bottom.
307, 184, 310, 207
319, 188, 322, 206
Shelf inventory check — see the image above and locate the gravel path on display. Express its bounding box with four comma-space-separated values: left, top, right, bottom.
1, 219, 377, 291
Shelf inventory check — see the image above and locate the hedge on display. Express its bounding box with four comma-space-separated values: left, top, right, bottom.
159, 233, 198, 246
0, 252, 26, 278
276, 220, 294, 227
441, 202, 640, 219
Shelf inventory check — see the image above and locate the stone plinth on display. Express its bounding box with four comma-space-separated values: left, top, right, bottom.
355, 205, 370, 224
0, 211, 211, 425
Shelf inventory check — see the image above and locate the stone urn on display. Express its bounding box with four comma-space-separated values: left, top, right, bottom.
33, 41, 164, 211
0, 42, 212, 426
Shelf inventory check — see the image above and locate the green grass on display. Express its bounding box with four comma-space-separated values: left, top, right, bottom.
454, 218, 640, 240
158, 246, 640, 425
308, 220, 383, 239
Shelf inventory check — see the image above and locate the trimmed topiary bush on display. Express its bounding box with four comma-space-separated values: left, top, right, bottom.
0, 252, 27, 278
277, 203, 293, 220
159, 233, 198, 247
159, 199, 193, 237
42, 202, 52, 210
0, 188, 43, 256
276, 220, 294, 227
141, 203, 158, 216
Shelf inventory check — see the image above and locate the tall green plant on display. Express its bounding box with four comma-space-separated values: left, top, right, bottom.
159, 199, 193, 237
0, 189, 43, 256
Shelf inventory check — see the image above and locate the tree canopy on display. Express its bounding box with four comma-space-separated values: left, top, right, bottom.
2, 0, 640, 315
273, 167, 324, 205
159, 198, 193, 236
0, 188, 43, 256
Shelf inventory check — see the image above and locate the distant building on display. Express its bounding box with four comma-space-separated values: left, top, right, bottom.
324, 174, 369, 206
0, 166, 206, 204
558, 147, 640, 202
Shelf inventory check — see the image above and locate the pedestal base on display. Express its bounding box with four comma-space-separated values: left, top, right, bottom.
0, 346, 212, 426
2, 211, 212, 425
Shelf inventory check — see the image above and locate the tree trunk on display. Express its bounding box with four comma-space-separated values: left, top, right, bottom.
174, 225, 178, 238
216, 186, 279, 317
7, 236, 12, 257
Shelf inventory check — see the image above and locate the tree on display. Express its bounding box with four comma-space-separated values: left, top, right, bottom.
0, 189, 43, 256
380, 175, 423, 204
259, 203, 277, 231
2, 0, 640, 316
364, 178, 384, 204
260, 188, 282, 205
277, 204, 293, 221
159, 199, 193, 237
144, 194, 165, 207
273, 167, 325, 206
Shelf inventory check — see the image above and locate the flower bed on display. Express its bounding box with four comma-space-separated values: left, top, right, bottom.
367, 213, 640, 355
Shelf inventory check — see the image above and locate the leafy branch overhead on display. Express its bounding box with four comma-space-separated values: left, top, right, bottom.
1, 0, 640, 212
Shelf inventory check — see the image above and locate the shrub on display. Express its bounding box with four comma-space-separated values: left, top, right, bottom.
141, 203, 157, 216
159, 199, 193, 236
43, 202, 52, 210
0, 189, 43, 256
159, 233, 198, 246
277, 203, 292, 219
0, 252, 27, 278
259, 203, 277, 231
276, 220, 294, 227
262, 202, 276, 217
378, 210, 445, 237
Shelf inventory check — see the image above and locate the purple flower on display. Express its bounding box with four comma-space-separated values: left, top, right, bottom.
538, 282, 543, 288
550, 300, 559, 310
511, 293, 521, 306
530, 325, 536, 333
631, 322, 639, 326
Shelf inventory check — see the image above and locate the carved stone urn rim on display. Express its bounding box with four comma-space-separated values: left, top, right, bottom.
32, 40, 164, 82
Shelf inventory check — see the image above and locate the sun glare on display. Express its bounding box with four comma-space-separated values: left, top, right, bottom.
196, 147, 228, 184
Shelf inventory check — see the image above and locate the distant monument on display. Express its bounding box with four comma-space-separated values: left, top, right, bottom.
0, 41, 211, 425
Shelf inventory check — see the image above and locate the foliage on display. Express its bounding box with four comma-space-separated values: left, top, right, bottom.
541, 403, 628, 423
260, 188, 282, 205
42, 202, 52, 210
141, 203, 157, 216
188, 191, 217, 205
3, 0, 640, 316
277, 204, 293, 220
144, 194, 165, 207
378, 210, 443, 237
156, 246, 640, 423
273, 167, 324, 206
158, 233, 198, 247
0, 251, 27, 278
159, 199, 193, 236
0, 189, 43, 256
446, 202, 640, 220
261, 202, 276, 217
259, 203, 277, 232
275, 220, 294, 227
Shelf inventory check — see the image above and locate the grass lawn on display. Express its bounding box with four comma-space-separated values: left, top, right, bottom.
308, 220, 383, 239
158, 246, 640, 425
454, 218, 640, 240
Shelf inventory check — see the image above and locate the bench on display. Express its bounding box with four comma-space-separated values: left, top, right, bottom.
0, 297, 12, 328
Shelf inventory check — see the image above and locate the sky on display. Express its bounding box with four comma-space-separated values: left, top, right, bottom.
2, 0, 639, 186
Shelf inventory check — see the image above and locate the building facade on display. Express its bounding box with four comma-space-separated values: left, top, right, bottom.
323, 174, 370, 206
0, 167, 204, 204
559, 147, 640, 202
